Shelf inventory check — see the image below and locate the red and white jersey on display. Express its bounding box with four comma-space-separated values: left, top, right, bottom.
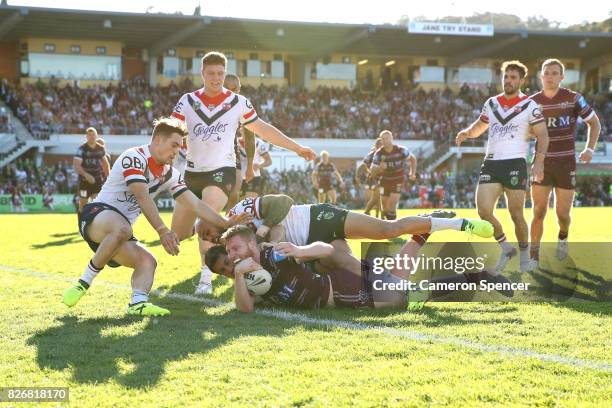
238, 137, 269, 179
94, 145, 188, 224
479, 92, 545, 160
172, 87, 258, 172
226, 197, 310, 245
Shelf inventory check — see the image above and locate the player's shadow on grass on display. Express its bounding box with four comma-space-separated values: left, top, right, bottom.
50, 232, 79, 238
31, 236, 81, 249
27, 302, 315, 389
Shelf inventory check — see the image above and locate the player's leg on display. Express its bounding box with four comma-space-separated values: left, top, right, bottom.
63, 208, 133, 307
554, 187, 575, 260
327, 189, 337, 205
110, 241, 169, 316
384, 191, 400, 220
505, 188, 530, 271
196, 185, 230, 294
170, 199, 198, 241
363, 187, 373, 215
530, 184, 553, 262
226, 173, 243, 209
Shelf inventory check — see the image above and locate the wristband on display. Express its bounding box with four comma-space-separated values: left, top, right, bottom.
585, 147, 595, 154
155, 224, 168, 233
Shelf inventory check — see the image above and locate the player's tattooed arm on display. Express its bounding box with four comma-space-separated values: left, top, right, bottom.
273, 241, 334, 263
244, 127, 256, 182
456, 119, 488, 146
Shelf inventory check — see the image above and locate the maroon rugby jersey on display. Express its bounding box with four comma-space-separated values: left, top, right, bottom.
316, 162, 337, 184
531, 88, 594, 159
372, 144, 411, 180
258, 246, 330, 309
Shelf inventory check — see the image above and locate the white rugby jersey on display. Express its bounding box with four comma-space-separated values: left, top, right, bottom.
172, 88, 258, 172
479, 93, 545, 160
227, 198, 310, 245
238, 137, 269, 179
94, 145, 188, 224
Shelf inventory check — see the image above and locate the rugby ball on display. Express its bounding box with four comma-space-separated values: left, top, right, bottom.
243, 269, 273, 296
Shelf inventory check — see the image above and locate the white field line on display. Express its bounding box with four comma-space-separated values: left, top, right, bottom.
2, 264, 611, 372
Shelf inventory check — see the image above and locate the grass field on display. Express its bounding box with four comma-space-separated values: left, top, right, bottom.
1, 208, 611, 406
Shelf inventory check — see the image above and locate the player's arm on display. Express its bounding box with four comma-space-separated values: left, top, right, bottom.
101, 155, 110, 178
580, 113, 602, 163
245, 119, 315, 161
334, 166, 345, 187
257, 152, 273, 171
128, 181, 180, 256
233, 258, 260, 313
73, 156, 94, 183
175, 190, 251, 230
267, 225, 286, 243
243, 128, 256, 182
311, 169, 319, 188
407, 153, 417, 180
273, 241, 334, 263
530, 121, 549, 183
456, 118, 488, 146
357, 161, 370, 177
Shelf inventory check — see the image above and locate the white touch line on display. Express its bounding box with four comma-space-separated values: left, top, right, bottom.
2, 264, 611, 372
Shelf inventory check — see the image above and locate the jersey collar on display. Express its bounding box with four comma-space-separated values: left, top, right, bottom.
139, 145, 165, 178
194, 87, 232, 109
496, 92, 528, 109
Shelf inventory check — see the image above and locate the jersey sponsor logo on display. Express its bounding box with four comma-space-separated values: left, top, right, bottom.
192, 122, 229, 142
245, 99, 253, 109
547, 115, 572, 128
577, 95, 587, 109
316, 210, 335, 221
116, 192, 140, 212
212, 171, 224, 183
479, 174, 491, 182
121, 155, 145, 170
174, 100, 184, 112
490, 122, 519, 139
510, 176, 518, 186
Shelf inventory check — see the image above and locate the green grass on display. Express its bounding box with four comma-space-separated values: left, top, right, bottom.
1, 208, 611, 407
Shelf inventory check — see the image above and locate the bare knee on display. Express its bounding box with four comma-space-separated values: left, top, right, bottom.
114, 225, 133, 241
478, 207, 493, 220
533, 205, 547, 220
138, 253, 157, 273
556, 209, 571, 225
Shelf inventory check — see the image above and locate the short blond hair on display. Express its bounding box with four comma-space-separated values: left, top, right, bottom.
86, 127, 98, 135
541, 58, 565, 75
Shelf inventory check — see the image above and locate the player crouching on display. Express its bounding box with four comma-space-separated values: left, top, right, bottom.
62, 117, 248, 316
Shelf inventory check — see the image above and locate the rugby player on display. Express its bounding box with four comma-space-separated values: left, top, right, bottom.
357, 138, 383, 217
73, 127, 110, 213
529, 59, 601, 265
456, 60, 549, 273
198, 194, 494, 248
370, 130, 417, 220
62, 117, 249, 316
312, 151, 345, 204
170, 52, 316, 295
223, 74, 256, 209
207, 224, 508, 313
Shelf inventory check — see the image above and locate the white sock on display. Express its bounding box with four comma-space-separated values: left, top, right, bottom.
199, 265, 212, 284
130, 289, 149, 305
80, 260, 102, 287
519, 247, 529, 264
429, 218, 464, 232
500, 241, 514, 254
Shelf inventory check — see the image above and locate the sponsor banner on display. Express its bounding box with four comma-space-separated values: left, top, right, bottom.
407, 21, 494, 37
0, 194, 75, 213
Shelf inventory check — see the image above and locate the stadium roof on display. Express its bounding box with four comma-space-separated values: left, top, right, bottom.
0, 4, 610, 62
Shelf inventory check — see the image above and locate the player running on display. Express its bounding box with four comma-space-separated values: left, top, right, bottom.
312, 151, 345, 204
370, 130, 416, 220
529, 59, 601, 266
456, 60, 549, 273
357, 138, 383, 217
169, 51, 315, 295
73, 127, 110, 213
62, 118, 248, 316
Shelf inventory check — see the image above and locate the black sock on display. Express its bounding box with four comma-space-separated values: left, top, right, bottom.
558, 231, 568, 241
